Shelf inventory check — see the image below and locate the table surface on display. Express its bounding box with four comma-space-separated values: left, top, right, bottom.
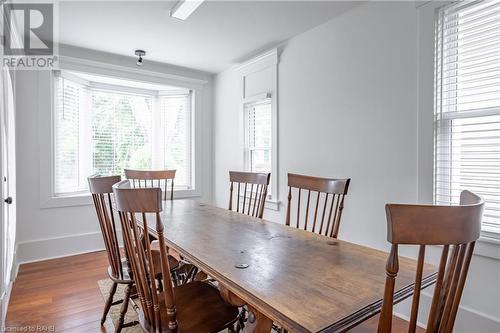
142, 199, 436, 333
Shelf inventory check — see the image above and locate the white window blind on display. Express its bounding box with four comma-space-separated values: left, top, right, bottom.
92, 89, 153, 176
160, 94, 192, 188
54, 76, 88, 195
434, 0, 500, 236
245, 99, 272, 174
53, 72, 194, 196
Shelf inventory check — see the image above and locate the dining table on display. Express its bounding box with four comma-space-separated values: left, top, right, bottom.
141, 198, 437, 333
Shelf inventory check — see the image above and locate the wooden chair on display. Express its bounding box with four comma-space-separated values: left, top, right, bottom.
228, 171, 271, 219
227, 171, 270, 331
112, 180, 240, 333
88, 175, 138, 332
285, 173, 350, 237
124, 168, 181, 278
375, 190, 484, 333
124, 169, 176, 201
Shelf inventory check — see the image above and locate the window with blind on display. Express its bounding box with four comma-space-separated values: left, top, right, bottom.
244, 99, 272, 175
53, 71, 193, 196
434, 0, 500, 236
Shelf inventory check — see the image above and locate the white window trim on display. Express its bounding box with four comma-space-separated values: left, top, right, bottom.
243, 94, 271, 178
39, 57, 206, 208
237, 49, 279, 210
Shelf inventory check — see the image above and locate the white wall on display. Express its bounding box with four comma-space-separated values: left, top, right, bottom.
14, 45, 214, 263
214, 1, 499, 331
215, 0, 418, 249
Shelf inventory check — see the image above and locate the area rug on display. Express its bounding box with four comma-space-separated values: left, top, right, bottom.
97, 279, 236, 333
97, 279, 145, 333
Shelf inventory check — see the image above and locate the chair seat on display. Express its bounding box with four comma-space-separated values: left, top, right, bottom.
108, 259, 134, 284
151, 246, 180, 277
139, 281, 239, 333
151, 240, 182, 261
152, 240, 209, 282
108, 251, 178, 282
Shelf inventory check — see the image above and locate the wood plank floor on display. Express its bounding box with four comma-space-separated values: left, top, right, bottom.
6, 251, 113, 332
5, 250, 419, 332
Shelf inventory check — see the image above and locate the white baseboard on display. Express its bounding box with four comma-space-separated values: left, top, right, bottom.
395, 292, 500, 333
3, 233, 107, 323
16, 231, 106, 265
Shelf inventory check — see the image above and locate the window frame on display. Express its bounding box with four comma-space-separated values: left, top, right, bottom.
241, 94, 278, 208
433, 1, 500, 239
237, 49, 279, 210
243, 95, 272, 178
39, 58, 206, 208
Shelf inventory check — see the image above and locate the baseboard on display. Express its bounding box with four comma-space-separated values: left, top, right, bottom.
15, 231, 107, 265
394, 291, 500, 333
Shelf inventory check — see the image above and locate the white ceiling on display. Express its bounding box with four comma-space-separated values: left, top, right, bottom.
56, 1, 362, 73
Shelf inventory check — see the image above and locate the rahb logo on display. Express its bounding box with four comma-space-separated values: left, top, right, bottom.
2, 2, 58, 69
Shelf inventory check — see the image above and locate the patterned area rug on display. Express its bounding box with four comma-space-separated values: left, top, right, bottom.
97, 279, 145, 333
97, 279, 235, 333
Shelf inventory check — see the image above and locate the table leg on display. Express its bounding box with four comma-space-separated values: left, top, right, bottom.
241, 305, 273, 333
219, 285, 273, 333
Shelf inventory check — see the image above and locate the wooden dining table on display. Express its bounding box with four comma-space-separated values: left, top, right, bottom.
142, 199, 437, 333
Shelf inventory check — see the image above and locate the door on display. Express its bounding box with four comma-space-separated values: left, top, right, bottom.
0, 66, 16, 324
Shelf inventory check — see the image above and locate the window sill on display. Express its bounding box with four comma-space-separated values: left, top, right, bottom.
40, 189, 201, 209
430, 233, 499, 261
264, 199, 280, 211
238, 193, 280, 212
475, 234, 500, 260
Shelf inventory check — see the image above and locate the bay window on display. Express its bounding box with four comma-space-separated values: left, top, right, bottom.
53, 71, 193, 197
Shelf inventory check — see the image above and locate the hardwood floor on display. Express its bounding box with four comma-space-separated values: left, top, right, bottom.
6, 251, 113, 332
5, 250, 420, 333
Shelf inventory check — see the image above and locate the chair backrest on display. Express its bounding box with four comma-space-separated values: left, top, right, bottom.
378, 190, 484, 333
228, 171, 271, 219
285, 173, 350, 238
113, 180, 178, 332
124, 169, 176, 201
88, 174, 124, 280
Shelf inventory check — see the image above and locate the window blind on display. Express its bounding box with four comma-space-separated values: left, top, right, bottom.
245, 100, 272, 174
53, 71, 194, 196
54, 75, 88, 195
92, 89, 153, 176
434, 0, 500, 235
160, 94, 192, 188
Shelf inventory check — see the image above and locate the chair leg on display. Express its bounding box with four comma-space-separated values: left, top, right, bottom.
115, 284, 132, 333
157, 277, 164, 291
238, 306, 247, 331
101, 282, 117, 325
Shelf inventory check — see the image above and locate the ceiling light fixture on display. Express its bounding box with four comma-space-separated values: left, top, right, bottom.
170, 0, 205, 20
135, 50, 146, 66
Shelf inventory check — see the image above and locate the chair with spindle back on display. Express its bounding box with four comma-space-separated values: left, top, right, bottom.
112, 180, 240, 333
228, 171, 271, 219
355, 190, 483, 333
227, 171, 270, 331
285, 173, 350, 238
88, 175, 139, 332
124, 169, 176, 200
124, 168, 181, 282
